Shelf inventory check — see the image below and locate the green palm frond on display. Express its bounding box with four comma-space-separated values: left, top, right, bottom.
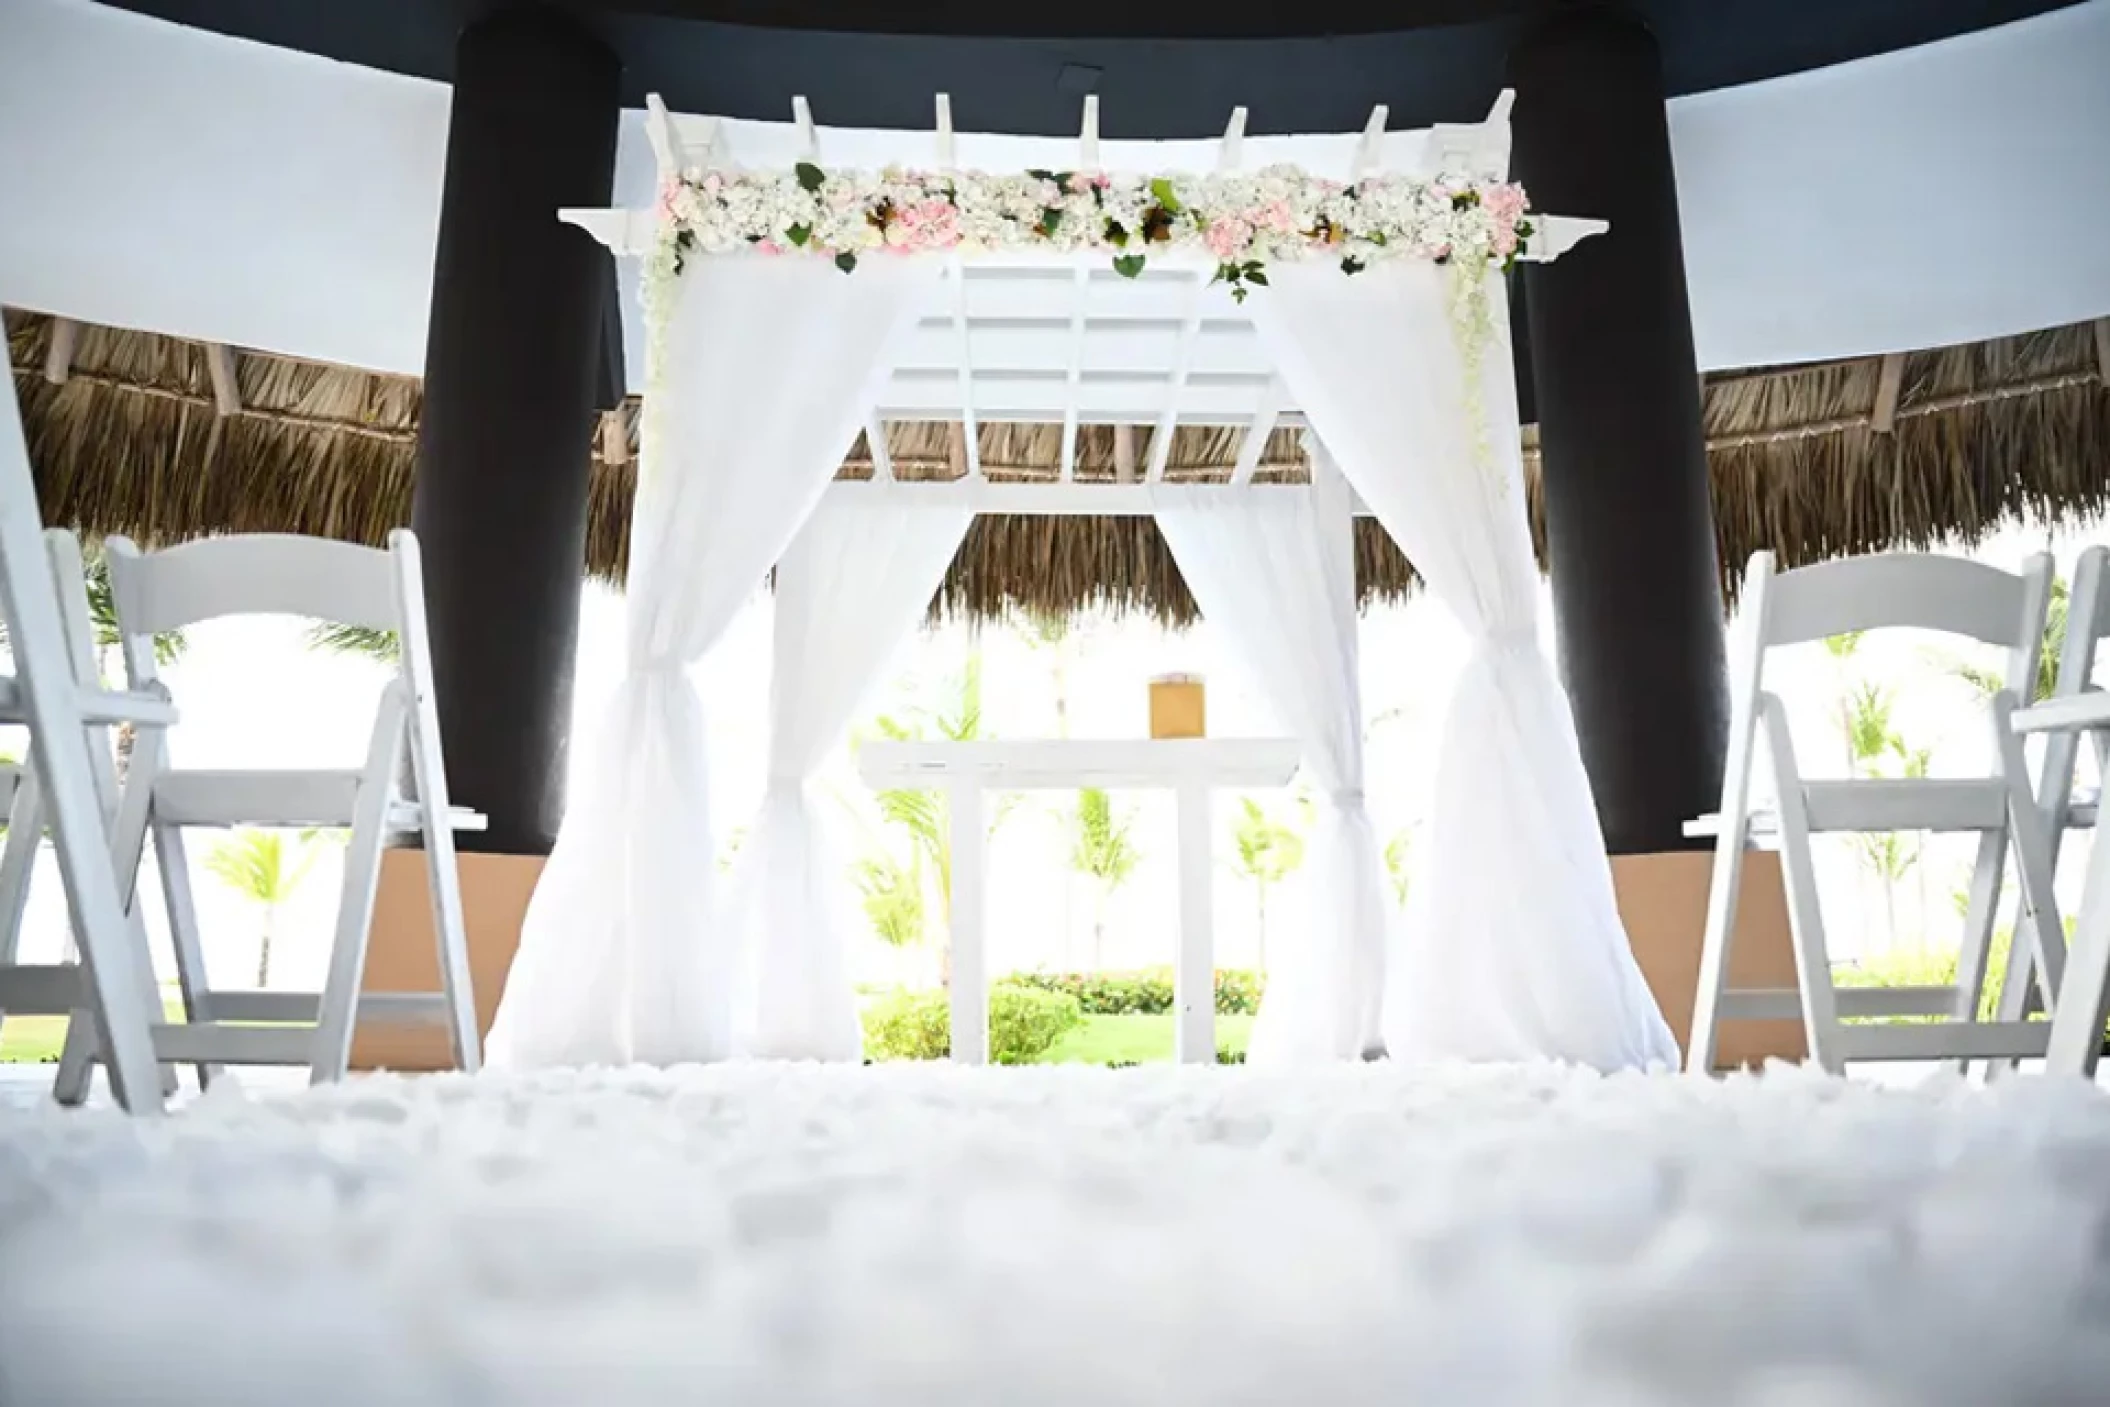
304, 622, 401, 665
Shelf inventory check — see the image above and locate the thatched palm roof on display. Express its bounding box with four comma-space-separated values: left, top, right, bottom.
10, 308, 2109, 625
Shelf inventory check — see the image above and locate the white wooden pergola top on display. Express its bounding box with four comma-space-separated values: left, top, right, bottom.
563, 92, 1603, 498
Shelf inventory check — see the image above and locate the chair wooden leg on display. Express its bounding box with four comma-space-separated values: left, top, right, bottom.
1761, 699, 1843, 1073
1949, 825, 2008, 1077
1688, 811, 1749, 1075
310, 695, 405, 1084
152, 821, 225, 1090
2047, 826, 2110, 1078
410, 739, 479, 1075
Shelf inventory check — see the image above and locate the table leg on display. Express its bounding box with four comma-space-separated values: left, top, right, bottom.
948, 781, 988, 1066
1174, 781, 1215, 1065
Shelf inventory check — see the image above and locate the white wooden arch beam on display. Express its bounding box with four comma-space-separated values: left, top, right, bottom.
1145, 106, 1247, 484
1057, 95, 1102, 482
932, 93, 984, 480
43, 319, 78, 385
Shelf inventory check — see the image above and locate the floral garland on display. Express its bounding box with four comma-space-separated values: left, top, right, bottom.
640, 161, 1532, 494
649, 161, 1533, 300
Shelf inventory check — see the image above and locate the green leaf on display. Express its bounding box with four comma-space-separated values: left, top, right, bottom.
795, 161, 826, 192
1038, 207, 1064, 237
786, 223, 812, 247
1243, 268, 1268, 287
1111, 254, 1146, 279
1149, 177, 1183, 214
1104, 219, 1129, 247
1451, 189, 1480, 210
834, 251, 858, 273
1340, 255, 1366, 275
1515, 218, 1535, 238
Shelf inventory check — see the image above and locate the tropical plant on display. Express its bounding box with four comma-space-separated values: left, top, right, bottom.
1383, 827, 1413, 908
1940, 572, 2066, 705
1068, 785, 1141, 967
857, 648, 1016, 984
201, 827, 332, 987
854, 853, 927, 948
305, 622, 401, 666
0, 547, 189, 784
1231, 793, 1311, 972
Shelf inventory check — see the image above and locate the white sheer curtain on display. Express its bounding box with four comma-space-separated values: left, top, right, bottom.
1155, 472, 1386, 1063
487, 257, 939, 1069
1249, 262, 1677, 1071
726, 495, 972, 1061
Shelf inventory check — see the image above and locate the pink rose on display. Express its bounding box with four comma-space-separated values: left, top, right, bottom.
1484, 184, 1528, 222
755, 240, 784, 256
1204, 216, 1253, 262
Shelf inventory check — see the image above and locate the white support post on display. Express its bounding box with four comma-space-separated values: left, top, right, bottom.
1056, 95, 1100, 483
204, 344, 241, 417
1058, 268, 1090, 482
1220, 106, 1247, 170
1174, 780, 1216, 1064
1871, 353, 1905, 434
600, 405, 630, 465
1145, 286, 1204, 483
1113, 424, 1137, 484
792, 95, 817, 158
1352, 105, 1390, 182
865, 417, 895, 483
1229, 379, 1284, 486
948, 780, 988, 1065
43, 319, 78, 386
645, 92, 683, 177
933, 93, 982, 481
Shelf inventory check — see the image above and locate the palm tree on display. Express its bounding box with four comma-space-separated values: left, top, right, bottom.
1232, 794, 1310, 972
305, 622, 400, 666
1068, 786, 1141, 968
202, 828, 330, 987
859, 648, 1015, 986
853, 853, 926, 949
1941, 573, 2067, 704
0, 547, 189, 784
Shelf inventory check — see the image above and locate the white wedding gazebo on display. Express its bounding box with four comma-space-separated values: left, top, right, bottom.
484, 92, 1677, 1075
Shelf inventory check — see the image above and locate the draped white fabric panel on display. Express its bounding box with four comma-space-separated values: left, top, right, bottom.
1155, 472, 1387, 1063
726, 496, 972, 1061
1249, 262, 1677, 1071
487, 257, 939, 1069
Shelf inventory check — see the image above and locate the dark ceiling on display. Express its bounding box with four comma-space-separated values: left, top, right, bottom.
93, 0, 2084, 135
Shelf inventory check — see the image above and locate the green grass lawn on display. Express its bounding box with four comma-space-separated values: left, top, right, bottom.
1041, 1012, 1255, 1065
1, 993, 186, 1064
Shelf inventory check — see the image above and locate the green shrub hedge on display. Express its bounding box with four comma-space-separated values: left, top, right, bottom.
1004, 967, 1267, 1017
862, 983, 1086, 1064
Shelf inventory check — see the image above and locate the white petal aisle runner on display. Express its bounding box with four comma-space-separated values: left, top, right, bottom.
4, 1065, 2110, 1407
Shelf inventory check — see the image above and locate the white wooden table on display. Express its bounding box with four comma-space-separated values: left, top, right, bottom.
857, 738, 1301, 1064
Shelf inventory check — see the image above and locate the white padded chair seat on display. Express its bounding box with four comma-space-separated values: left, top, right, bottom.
152, 770, 488, 832
1685, 777, 2010, 842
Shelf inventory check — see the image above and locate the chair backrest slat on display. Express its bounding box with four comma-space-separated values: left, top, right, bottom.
1760, 552, 2037, 650
105, 534, 400, 638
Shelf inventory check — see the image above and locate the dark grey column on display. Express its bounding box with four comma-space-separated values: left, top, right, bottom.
1509, 2, 1729, 855
411, 5, 620, 855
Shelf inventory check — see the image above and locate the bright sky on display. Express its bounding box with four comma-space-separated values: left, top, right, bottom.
6, 511, 2100, 995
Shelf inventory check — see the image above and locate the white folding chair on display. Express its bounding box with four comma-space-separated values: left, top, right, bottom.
57, 530, 484, 1092
2, 530, 188, 1105
1687, 550, 2067, 1074
0, 376, 170, 1113
2012, 544, 2110, 1077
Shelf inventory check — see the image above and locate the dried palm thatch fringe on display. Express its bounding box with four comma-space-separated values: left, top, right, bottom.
10, 309, 2108, 625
